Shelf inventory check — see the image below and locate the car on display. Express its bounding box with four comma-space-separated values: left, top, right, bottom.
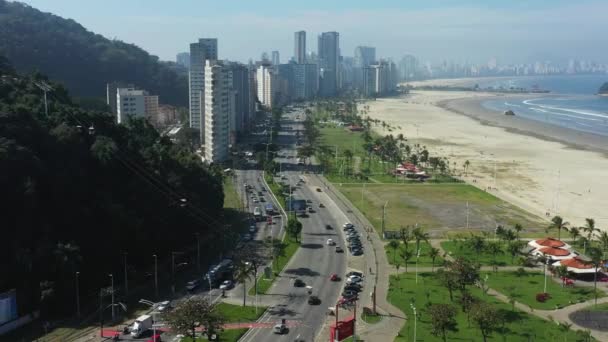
273, 323, 287, 334
342, 290, 358, 298
259, 197, 266, 202
325, 224, 333, 230
326, 239, 335, 246
352, 249, 364, 256
243, 233, 251, 241
306, 199, 313, 203
343, 223, 354, 229
336, 246, 344, 253
316, 188, 322, 192
261, 187, 266, 192
307, 295, 321, 305
258, 191, 263, 196
344, 284, 362, 292
349, 244, 362, 250
186, 280, 200, 291
146, 334, 162, 342
219, 280, 234, 290
155, 301, 171, 313
347, 276, 362, 284
319, 203, 325, 208
293, 278, 305, 287
253, 198, 259, 203
307, 206, 314, 213
330, 274, 341, 281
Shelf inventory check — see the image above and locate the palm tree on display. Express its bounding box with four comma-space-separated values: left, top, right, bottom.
234, 261, 254, 306
569, 227, 581, 245
463, 160, 471, 176
486, 242, 503, 273
588, 247, 603, 306
401, 249, 413, 272
548, 216, 569, 240
514, 223, 524, 240
343, 149, 354, 176
582, 218, 599, 242
400, 226, 413, 252
388, 240, 400, 264
412, 226, 430, 253
429, 247, 440, 272
598, 231, 608, 257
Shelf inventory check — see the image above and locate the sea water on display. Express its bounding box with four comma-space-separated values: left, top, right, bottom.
481, 75, 608, 137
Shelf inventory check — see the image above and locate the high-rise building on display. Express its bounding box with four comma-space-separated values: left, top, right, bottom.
257, 64, 277, 108
189, 38, 218, 145
318, 32, 339, 97
176, 52, 190, 68
292, 63, 319, 100
204, 60, 234, 163
116, 88, 159, 124
399, 55, 419, 81
354, 46, 376, 68
272, 51, 280, 66
226, 62, 253, 143
294, 31, 306, 64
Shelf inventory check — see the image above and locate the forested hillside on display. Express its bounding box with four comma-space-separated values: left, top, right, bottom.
0, 1, 188, 106
600, 82, 608, 94
0, 59, 225, 319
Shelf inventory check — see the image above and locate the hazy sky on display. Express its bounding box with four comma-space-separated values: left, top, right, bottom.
21, 0, 608, 65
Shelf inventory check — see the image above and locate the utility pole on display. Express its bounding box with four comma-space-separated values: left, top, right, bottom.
153, 254, 158, 298
75, 271, 81, 318
382, 201, 388, 238
196, 233, 201, 271
109, 274, 115, 321
34, 81, 52, 117
123, 252, 128, 296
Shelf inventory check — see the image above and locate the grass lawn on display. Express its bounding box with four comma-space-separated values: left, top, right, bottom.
388, 272, 588, 341
250, 236, 300, 295
441, 240, 520, 266
484, 271, 604, 310
583, 302, 608, 312
336, 183, 545, 236
215, 302, 265, 322
385, 241, 445, 268
361, 311, 383, 324
223, 176, 242, 209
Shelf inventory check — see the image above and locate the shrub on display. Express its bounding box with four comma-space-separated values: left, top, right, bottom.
536, 293, 551, 302
362, 307, 374, 315
515, 267, 527, 277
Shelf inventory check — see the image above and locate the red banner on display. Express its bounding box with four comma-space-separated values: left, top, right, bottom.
329, 317, 354, 341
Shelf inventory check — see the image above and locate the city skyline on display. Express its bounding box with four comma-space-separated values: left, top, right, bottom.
20, 0, 608, 65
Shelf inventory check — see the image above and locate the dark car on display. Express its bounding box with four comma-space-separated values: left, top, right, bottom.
342, 290, 358, 298
308, 295, 321, 305
325, 224, 333, 230
336, 246, 344, 253
293, 278, 305, 287
344, 285, 362, 293
352, 249, 363, 256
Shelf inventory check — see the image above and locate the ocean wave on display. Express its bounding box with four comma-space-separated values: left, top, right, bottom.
504, 102, 521, 107
528, 107, 599, 121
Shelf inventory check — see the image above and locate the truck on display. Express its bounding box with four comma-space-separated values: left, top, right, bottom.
131, 314, 153, 337
253, 207, 262, 221
264, 204, 275, 216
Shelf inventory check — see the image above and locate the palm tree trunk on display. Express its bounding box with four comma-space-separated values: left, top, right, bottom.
243, 280, 247, 306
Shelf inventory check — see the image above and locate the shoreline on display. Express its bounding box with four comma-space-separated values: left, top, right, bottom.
436, 95, 608, 157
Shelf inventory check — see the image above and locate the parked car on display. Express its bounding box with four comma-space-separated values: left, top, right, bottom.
343, 223, 354, 229
273, 323, 287, 334
316, 188, 322, 192
326, 239, 336, 246
319, 203, 325, 208
308, 295, 321, 305
344, 284, 362, 292
259, 197, 266, 202
325, 224, 333, 230
294, 278, 305, 287
342, 290, 358, 298
336, 246, 344, 253
347, 275, 363, 283
185, 280, 200, 291
351, 249, 364, 256
219, 280, 234, 290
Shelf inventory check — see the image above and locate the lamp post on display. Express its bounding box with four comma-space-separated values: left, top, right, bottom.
415, 249, 421, 284
153, 254, 158, 298
75, 271, 81, 318
171, 251, 183, 294
410, 303, 417, 342
382, 201, 389, 238
195, 233, 201, 271
109, 274, 115, 321
543, 258, 550, 293
123, 252, 128, 296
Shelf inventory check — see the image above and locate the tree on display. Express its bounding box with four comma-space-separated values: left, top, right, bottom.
429, 247, 440, 272
447, 258, 480, 295
485, 241, 502, 273
388, 240, 400, 264
234, 261, 254, 306
436, 268, 459, 302
514, 223, 524, 240
286, 216, 303, 242
343, 149, 354, 176
582, 218, 599, 242
507, 241, 524, 263
412, 226, 429, 253
598, 231, 608, 256
466, 236, 485, 261
463, 160, 471, 176
400, 226, 413, 252
588, 247, 603, 305
554, 265, 569, 287
166, 297, 225, 339
548, 216, 569, 240
469, 301, 503, 342
569, 227, 581, 245
401, 249, 413, 272
428, 304, 458, 342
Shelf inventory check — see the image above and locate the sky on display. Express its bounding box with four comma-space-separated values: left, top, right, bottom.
20, 0, 608, 65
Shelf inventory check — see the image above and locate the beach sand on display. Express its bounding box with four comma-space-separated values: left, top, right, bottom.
362, 89, 608, 229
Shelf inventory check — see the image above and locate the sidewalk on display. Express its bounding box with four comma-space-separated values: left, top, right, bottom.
316, 175, 406, 342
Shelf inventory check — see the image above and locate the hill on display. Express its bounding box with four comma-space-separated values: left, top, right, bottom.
0, 0, 188, 106
0, 61, 226, 321
600, 82, 608, 95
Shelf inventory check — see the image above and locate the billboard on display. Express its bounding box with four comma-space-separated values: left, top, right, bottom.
0, 289, 17, 326
286, 199, 306, 213
330, 317, 354, 341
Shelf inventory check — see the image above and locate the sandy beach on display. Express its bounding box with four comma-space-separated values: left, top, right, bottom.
363, 86, 608, 229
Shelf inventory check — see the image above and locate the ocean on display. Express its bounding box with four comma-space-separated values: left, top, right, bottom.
480, 75, 608, 137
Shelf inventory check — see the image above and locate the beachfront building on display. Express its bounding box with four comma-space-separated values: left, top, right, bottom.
189, 38, 218, 144
318, 31, 339, 96
203, 60, 234, 163
294, 30, 306, 64
116, 87, 159, 124
256, 64, 278, 108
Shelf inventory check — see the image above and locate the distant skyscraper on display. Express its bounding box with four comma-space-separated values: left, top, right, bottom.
354, 46, 376, 68
294, 31, 306, 64
176, 52, 190, 68
399, 55, 419, 81
226, 62, 253, 142
189, 38, 218, 145
204, 60, 234, 163
272, 51, 280, 66
318, 31, 339, 97
292, 63, 319, 100
257, 64, 277, 108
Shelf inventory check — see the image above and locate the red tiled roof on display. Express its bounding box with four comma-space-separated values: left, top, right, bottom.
535, 238, 565, 248
560, 257, 593, 269
539, 247, 571, 256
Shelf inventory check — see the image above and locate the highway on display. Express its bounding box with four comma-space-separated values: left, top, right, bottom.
240, 107, 354, 342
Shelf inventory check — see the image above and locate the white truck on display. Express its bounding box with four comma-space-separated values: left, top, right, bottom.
131, 314, 153, 337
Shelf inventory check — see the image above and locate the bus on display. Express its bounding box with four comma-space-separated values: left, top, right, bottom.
265, 204, 275, 216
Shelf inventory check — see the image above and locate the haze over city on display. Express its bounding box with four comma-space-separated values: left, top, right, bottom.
20, 0, 608, 64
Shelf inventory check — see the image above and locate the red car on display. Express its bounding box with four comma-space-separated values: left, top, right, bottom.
330, 274, 341, 281
147, 334, 162, 342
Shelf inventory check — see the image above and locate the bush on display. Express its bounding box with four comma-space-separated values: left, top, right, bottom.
515, 267, 527, 277
362, 307, 374, 315
536, 293, 551, 302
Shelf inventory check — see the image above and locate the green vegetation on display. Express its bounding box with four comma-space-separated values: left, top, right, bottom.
361, 311, 383, 324
0, 62, 226, 323
485, 271, 604, 310
336, 183, 544, 235
441, 240, 520, 266
389, 272, 587, 341
385, 241, 444, 268
599, 82, 608, 95
0, 1, 188, 106
215, 302, 266, 323
223, 177, 242, 209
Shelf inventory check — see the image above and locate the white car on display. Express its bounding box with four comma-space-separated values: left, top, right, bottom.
326, 239, 336, 246
156, 300, 170, 313
343, 223, 354, 229
219, 280, 234, 290
347, 276, 363, 284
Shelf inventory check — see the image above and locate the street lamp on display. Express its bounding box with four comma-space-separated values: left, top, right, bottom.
410, 303, 417, 342
109, 274, 115, 321
123, 252, 129, 296
75, 271, 81, 318
415, 249, 421, 284
171, 251, 183, 294
153, 254, 158, 298
543, 258, 550, 293
195, 233, 201, 271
